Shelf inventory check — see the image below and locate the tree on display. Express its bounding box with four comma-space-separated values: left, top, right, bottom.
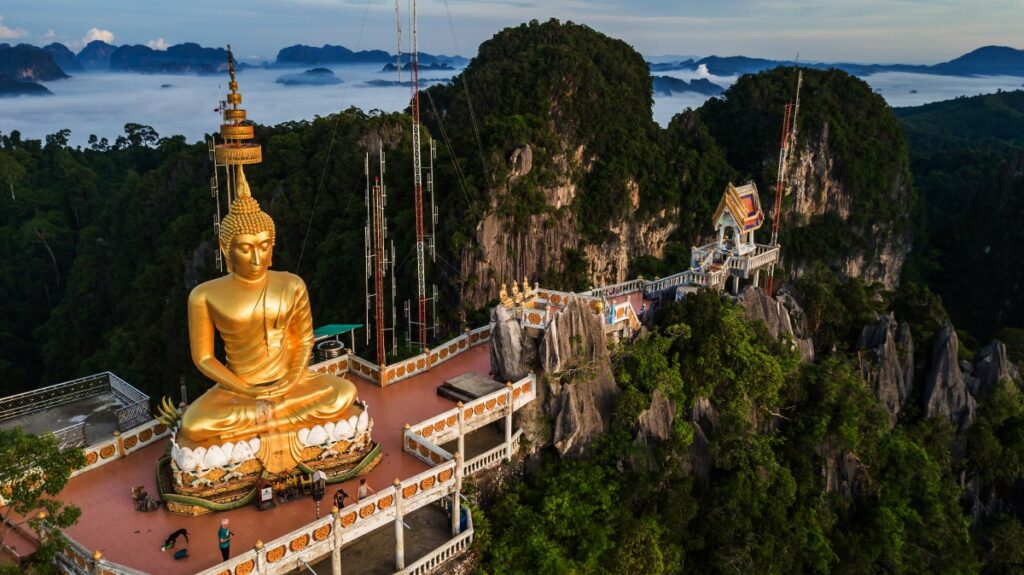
0, 428, 85, 574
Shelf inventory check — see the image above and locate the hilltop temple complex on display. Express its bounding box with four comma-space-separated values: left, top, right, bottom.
0, 55, 785, 575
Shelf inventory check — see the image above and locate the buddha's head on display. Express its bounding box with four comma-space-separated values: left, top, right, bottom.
219, 166, 276, 281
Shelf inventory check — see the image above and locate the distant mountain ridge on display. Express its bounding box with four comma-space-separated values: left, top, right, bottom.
649, 45, 1024, 78
110, 43, 233, 74
275, 44, 468, 67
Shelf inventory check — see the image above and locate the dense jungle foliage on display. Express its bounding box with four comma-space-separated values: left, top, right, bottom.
896, 90, 1024, 340
477, 289, 1024, 575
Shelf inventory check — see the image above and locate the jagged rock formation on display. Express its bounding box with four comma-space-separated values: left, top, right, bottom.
684, 397, 717, 481
817, 441, 862, 498
784, 124, 912, 289
636, 389, 674, 444
540, 297, 621, 456
971, 340, 1021, 397
489, 304, 532, 382
738, 286, 814, 362
493, 295, 620, 457
460, 168, 677, 306
857, 315, 914, 425
923, 321, 976, 428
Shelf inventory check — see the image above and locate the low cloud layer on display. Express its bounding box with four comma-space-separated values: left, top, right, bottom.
147, 38, 168, 50
1, 65, 1021, 148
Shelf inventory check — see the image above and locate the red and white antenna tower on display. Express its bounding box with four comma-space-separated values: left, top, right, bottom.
365, 148, 397, 370
766, 69, 802, 295
405, 0, 436, 350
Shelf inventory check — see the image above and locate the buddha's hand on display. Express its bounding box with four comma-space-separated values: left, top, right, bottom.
259, 374, 298, 399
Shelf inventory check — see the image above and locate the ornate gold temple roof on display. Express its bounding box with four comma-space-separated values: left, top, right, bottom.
214, 45, 262, 166
712, 181, 764, 232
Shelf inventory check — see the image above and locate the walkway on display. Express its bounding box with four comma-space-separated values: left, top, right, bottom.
58, 345, 491, 575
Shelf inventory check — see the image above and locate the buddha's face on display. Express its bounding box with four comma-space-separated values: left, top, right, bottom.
222, 232, 274, 281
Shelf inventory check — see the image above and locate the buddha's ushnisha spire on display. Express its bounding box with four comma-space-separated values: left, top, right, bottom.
214, 45, 262, 168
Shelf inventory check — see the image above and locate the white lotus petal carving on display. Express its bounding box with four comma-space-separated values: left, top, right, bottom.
356, 411, 369, 434
333, 420, 353, 440
307, 424, 328, 446
230, 441, 252, 463
204, 445, 229, 468
179, 448, 197, 472
298, 427, 310, 446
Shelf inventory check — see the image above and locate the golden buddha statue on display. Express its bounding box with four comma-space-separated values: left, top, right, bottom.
499, 283, 512, 307
177, 54, 358, 475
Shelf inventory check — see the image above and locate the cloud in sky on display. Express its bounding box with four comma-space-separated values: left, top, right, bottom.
0, 15, 29, 40
147, 38, 168, 50
83, 27, 114, 45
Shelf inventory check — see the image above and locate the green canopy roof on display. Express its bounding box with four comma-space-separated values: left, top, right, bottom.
313, 324, 363, 340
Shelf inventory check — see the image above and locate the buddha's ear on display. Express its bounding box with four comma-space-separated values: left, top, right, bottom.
219, 240, 233, 273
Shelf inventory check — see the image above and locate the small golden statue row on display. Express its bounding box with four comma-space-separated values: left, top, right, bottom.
499, 276, 535, 307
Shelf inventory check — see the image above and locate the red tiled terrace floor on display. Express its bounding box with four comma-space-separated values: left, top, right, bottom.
58, 345, 491, 575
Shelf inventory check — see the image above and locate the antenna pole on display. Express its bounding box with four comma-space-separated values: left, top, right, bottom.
410, 0, 429, 350
766, 69, 802, 295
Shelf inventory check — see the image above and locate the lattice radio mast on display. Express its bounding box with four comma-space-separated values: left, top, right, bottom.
365, 148, 397, 367
400, 0, 437, 350
766, 69, 802, 295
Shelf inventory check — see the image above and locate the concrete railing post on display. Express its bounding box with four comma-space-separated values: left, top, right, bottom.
90, 550, 103, 575
452, 452, 463, 536
456, 402, 465, 458
504, 382, 514, 459
254, 539, 264, 574
393, 479, 405, 570
113, 430, 125, 458
331, 506, 343, 575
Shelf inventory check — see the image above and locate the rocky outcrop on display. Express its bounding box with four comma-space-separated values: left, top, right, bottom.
971, 340, 1021, 397
923, 321, 976, 429
459, 143, 677, 306
637, 389, 675, 444
540, 297, 620, 456
784, 124, 912, 289
489, 304, 532, 382
738, 286, 814, 362
817, 440, 862, 498
857, 315, 914, 425
684, 397, 718, 481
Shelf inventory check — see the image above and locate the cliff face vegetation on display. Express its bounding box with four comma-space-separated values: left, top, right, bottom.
425, 19, 679, 303
424, 22, 917, 305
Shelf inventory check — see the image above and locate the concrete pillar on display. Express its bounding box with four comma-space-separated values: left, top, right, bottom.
754, 269, 760, 288
504, 382, 514, 459
331, 507, 343, 575
113, 431, 124, 458
451, 451, 464, 536
456, 401, 465, 458
731, 275, 739, 294
253, 539, 264, 574
393, 479, 404, 570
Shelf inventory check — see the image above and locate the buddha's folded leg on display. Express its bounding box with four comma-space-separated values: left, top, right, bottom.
275, 373, 359, 423
178, 386, 261, 447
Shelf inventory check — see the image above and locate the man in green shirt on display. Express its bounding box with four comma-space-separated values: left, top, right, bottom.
218, 518, 234, 561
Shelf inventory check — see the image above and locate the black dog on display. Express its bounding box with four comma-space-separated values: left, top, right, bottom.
162, 528, 190, 551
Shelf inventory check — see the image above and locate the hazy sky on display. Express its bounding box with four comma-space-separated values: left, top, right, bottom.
2, 0, 1021, 64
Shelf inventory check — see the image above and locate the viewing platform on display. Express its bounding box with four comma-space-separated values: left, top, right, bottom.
0, 372, 151, 449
